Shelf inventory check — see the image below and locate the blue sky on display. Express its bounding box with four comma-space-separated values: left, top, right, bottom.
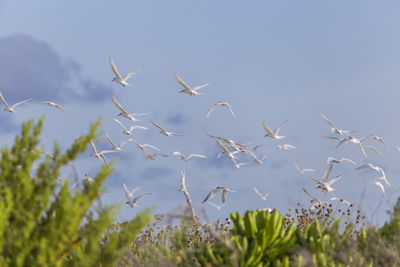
1, 1, 400, 224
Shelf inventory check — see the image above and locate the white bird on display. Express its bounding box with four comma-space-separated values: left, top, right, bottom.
308, 174, 342, 195
336, 136, 367, 158
253, 187, 271, 201
375, 181, 385, 194
303, 188, 324, 210
0, 91, 31, 113
112, 96, 151, 121
150, 120, 183, 136
28, 101, 69, 114
208, 202, 224, 210
361, 135, 388, 146
89, 140, 117, 165
106, 134, 136, 151
263, 120, 288, 139
109, 56, 141, 87
113, 119, 148, 135
173, 72, 209, 96
207, 134, 247, 153
202, 187, 235, 203
294, 163, 316, 175
206, 101, 236, 118
277, 144, 296, 151
365, 145, 383, 156
320, 113, 357, 136
126, 193, 152, 208
326, 157, 356, 165
250, 153, 269, 164
355, 163, 390, 186
173, 151, 207, 161
136, 143, 167, 160
123, 183, 143, 200
215, 139, 240, 159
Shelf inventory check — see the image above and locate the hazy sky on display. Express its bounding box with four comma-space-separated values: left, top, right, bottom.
1, 1, 400, 224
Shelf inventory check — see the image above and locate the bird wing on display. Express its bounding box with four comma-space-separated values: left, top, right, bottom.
226, 104, 236, 118
375, 181, 385, 194
327, 175, 342, 186
132, 193, 151, 204
274, 120, 288, 134
308, 175, 322, 185
354, 164, 370, 171
130, 125, 148, 131
12, 98, 32, 108
142, 143, 160, 151
123, 183, 131, 197
123, 69, 141, 81
192, 82, 210, 91
173, 72, 191, 90
112, 96, 128, 114
113, 119, 128, 131
119, 138, 136, 148
205, 103, 217, 118
366, 145, 383, 156
303, 188, 318, 201
253, 187, 264, 199
106, 134, 117, 149
342, 158, 356, 164
320, 113, 339, 132
318, 134, 341, 140
0, 91, 9, 107
130, 186, 143, 195
54, 103, 69, 114
186, 154, 207, 159
294, 163, 301, 173
357, 142, 368, 158
202, 189, 219, 204
109, 57, 122, 79
262, 120, 275, 136
222, 189, 228, 203
322, 164, 333, 183
169, 132, 183, 136
150, 120, 164, 131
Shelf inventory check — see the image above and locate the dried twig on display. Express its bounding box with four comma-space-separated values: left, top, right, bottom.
178, 170, 197, 222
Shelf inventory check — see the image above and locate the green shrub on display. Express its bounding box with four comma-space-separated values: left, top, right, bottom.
0, 118, 151, 266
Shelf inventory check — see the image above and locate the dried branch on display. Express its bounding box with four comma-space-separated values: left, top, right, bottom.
178, 170, 197, 222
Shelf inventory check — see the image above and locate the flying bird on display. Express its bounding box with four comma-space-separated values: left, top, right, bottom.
206, 101, 236, 118
123, 183, 143, 200
136, 143, 167, 160
173, 72, 209, 96
150, 120, 183, 136
106, 134, 136, 151
253, 187, 271, 201
355, 163, 390, 186
294, 163, 316, 175
172, 151, 207, 161
126, 193, 152, 208
28, 101, 69, 114
320, 113, 357, 136
89, 140, 117, 165
326, 157, 356, 165
361, 135, 388, 146
0, 91, 31, 113
277, 144, 296, 151
202, 187, 235, 204
109, 56, 141, 87
263, 120, 288, 139
112, 96, 151, 121
308, 174, 342, 195
336, 136, 367, 158
113, 119, 148, 135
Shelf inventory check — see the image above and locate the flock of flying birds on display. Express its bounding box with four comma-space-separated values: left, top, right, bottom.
1, 56, 398, 212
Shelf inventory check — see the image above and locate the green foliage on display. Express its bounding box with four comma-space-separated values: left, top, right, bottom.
0, 118, 151, 266
199, 210, 297, 267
